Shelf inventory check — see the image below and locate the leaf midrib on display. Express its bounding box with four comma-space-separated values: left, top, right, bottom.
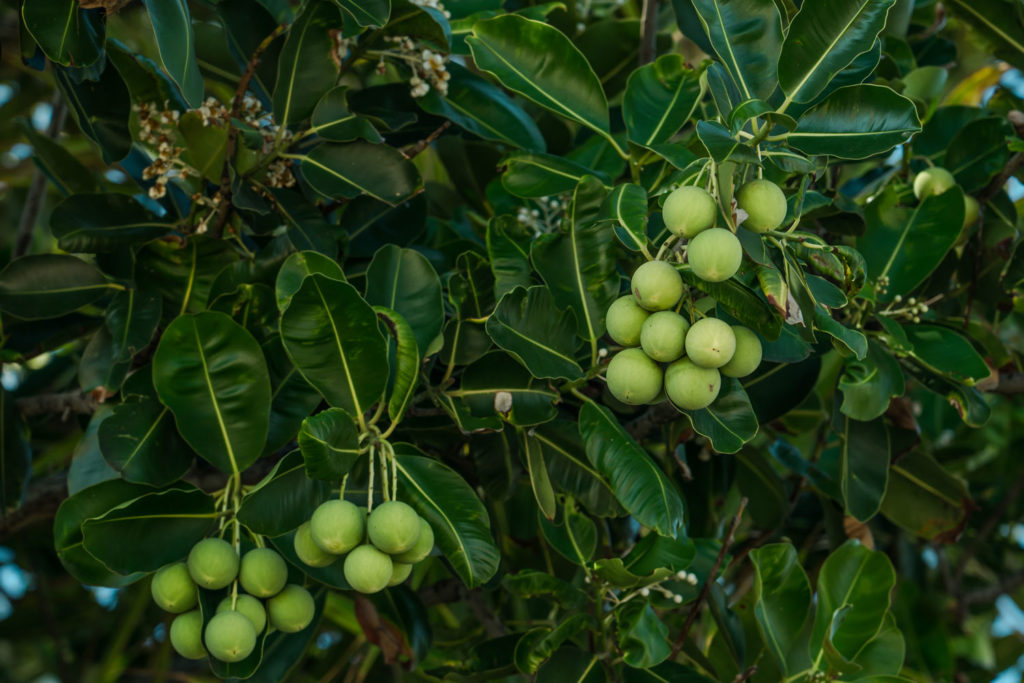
192, 321, 240, 477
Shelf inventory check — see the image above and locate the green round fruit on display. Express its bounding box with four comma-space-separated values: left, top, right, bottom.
204, 611, 257, 663
388, 562, 413, 587
393, 518, 434, 564
913, 166, 956, 200
663, 185, 718, 237
267, 584, 316, 633
343, 545, 394, 594
367, 501, 421, 554
310, 499, 365, 555
640, 311, 689, 362
736, 179, 787, 233
688, 228, 743, 283
187, 538, 239, 590
239, 548, 288, 598
606, 295, 650, 346
631, 261, 683, 311
169, 610, 206, 660
151, 562, 197, 613
217, 594, 267, 634
665, 358, 722, 410
684, 318, 736, 369
720, 326, 762, 378
963, 195, 980, 229
606, 348, 663, 405
294, 521, 336, 568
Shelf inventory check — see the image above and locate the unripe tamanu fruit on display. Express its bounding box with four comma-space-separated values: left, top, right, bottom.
606, 348, 663, 405
640, 311, 689, 363
684, 318, 736, 369
393, 517, 434, 564
367, 501, 421, 554
606, 295, 650, 347
913, 166, 956, 200
187, 538, 239, 590
169, 610, 206, 660
294, 521, 336, 568
720, 326, 762, 378
736, 179, 787, 233
688, 228, 743, 282
151, 562, 197, 613
267, 584, 316, 633
204, 611, 257, 663
665, 358, 722, 411
343, 545, 393, 594
631, 261, 683, 311
239, 548, 288, 598
663, 185, 717, 237
310, 499, 365, 555
217, 594, 267, 634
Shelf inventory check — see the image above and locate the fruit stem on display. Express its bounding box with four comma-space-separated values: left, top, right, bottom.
339, 473, 349, 500
367, 444, 376, 514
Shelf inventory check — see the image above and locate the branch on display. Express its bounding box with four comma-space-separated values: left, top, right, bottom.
671, 497, 747, 657
0, 472, 67, 540
402, 121, 451, 160
14, 94, 67, 257
17, 391, 97, 418
639, 0, 660, 66
963, 570, 1024, 606
211, 23, 288, 239
985, 371, 1024, 394
625, 401, 680, 440
979, 110, 1024, 203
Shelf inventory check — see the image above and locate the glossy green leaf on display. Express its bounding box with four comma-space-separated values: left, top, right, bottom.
419, 62, 545, 151
297, 408, 361, 481
811, 540, 896, 663
789, 85, 920, 159
524, 431, 557, 521
19, 120, 98, 195
836, 414, 890, 522
50, 193, 174, 252
778, 0, 897, 104
279, 275, 388, 418
622, 54, 703, 147
468, 15, 613, 140
387, 0, 451, 49
682, 377, 759, 454
692, 0, 783, 101
55, 64, 132, 164
79, 325, 130, 393
395, 445, 500, 587
486, 286, 583, 380
839, 340, 905, 420
98, 395, 193, 487
946, 0, 1024, 66
144, 0, 204, 107
858, 186, 964, 302
616, 602, 671, 669
696, 120, 761, 164
333, 0, 390, 26
178, 112, 228, 183
881, 450, 970, 539
153, 312, 272, 475
274, 0, 341, 127
601, 183, 650, 253
945, 116, 1014, 192
681, 270, 782, 340
238, 450, 332, 536
22, 0, 103, 67
501, 152, 607, 198
309, 86, 383, 143
374, 306, 421, 423
578, 401, 685, 537
536, 647, 606, 683
903, 324, 990, 384
365, 245, 444, 355
487, 215, 534, 299
298, 142, 422, 205
539, 505, 597, 565
452, 351, 559, 426
0, 388, 31, 512
532, 420, 623, 518
750, 543, 813, 675
275, 250, 345, 311
105, 288, 162, 367
814, 307, 868, 360
82, 487, 216, 574
263, 337, 323, 454
0, 254, 112, 320
139, 236, 240, 315
107, 38, 189, 110
532, 219, 617, 347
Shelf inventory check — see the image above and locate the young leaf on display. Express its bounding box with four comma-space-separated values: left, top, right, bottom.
374, 306, 421, 423
623, 54, 703, 147
298, 142, 422, 205
750, 543, 813, 675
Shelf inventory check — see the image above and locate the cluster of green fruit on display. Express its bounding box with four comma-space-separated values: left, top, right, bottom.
151, 538, 315, 663
912, 166, 980, 229
293, 499, 434, 594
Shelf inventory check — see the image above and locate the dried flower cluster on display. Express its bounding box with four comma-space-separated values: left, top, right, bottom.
134, 102, 188, 200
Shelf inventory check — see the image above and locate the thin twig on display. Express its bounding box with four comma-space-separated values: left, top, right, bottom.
14, 94, 67, 257
639, 0, 660, 65
402, 120, 451, 159
671, 497, 748, 657
732, 666, 758, 682
17, 391, 97, 417
211, 23, 287, 238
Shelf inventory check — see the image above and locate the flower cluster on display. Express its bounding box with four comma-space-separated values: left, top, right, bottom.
411, 0, 451, 18
516, 196, 568, 233
264, 157, 296, 189
887, 295, 930, 323
134, 102, 188, 199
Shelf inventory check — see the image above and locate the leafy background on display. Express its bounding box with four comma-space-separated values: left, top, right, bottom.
1, 0, 1024, 681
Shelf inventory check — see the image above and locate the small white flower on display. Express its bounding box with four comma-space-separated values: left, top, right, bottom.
673, 595, 683, 604
640, 587, 650, 597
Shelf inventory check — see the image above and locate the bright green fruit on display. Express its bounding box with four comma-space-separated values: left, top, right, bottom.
684, 318, 736, 369
294, 521, 336, 568
720, 326, 762, 378
343, 545, 394, 594
665, 358, 722, 410
217, 594, 267, 634
606, 348, 663, 405
239, 548, 288, 598
663, 185, 717, 237
736, 179, 787, 233
963, 195, 980, 229
151, 562, 197, 613
640, 311, 689, 362
388, 562, 413, 586
367, 501, 421, 554
187, 538, 239, 590
606, 295, 650, 346
310, 499, 365, 555
688, 228, 743, 282
631, 260, 683, 311
393, 518, 434, 563
913, 166, 956, 200
169, 610, 206, 660
267, 584, 316, 633
204, 611, 257, 663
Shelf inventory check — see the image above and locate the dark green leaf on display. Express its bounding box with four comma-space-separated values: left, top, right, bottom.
0, 254, 112, 320
22, 1, 103, 67
238, 450, 332, 536
299, 142, 422, 205
539, 506, 597, 565
365, 245, 444, 355
98, 395, 193, 487
50, 193, 174, 252
333, 0, 390, 26
532, 420, 623, 518
839, 340, 905, 420
903, 324, 990, 385
945, 116, 1014, 192
682, 377, 759, 454
681, 270, 782, 340
452, 351, 559, 426
696, 120, 761, 164
880, 450, 971, 540
601, 183, 650, 253
836, 414, 890, 521
487, 215, 534, 299
145, 0, 204, 106
814, 307, 868, 360
486, 286, 583, 380
946, 0, 1024, 66
275, 250, 345, 311
310, 86, 383, 143
153, 312, 272, 475
297, 408, 361, 481
501, 152, 607, 198
19, 120, 99, 195
616, 602, 671, 668
263, 336, 324, 454
692, 0, 783, 101
274, 0, 341, 127
55, 64, 132, 164
524, 431, 557, 520
750, 543, 813, 675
